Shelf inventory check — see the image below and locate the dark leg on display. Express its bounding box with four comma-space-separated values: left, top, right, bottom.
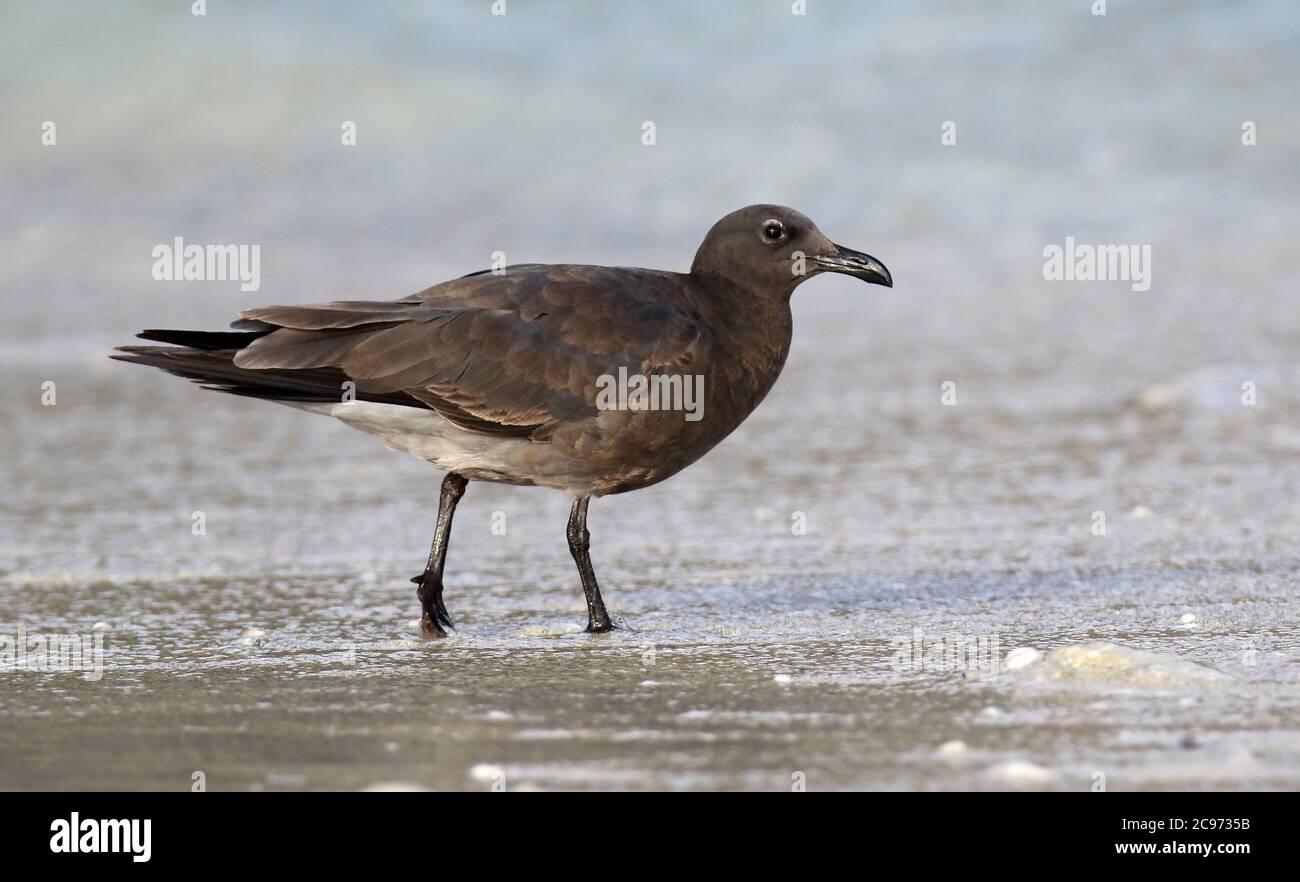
413, 473, 468, 637
566, 495, 617, 633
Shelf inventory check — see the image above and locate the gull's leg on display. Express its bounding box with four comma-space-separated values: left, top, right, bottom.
413, 473, 468, 637
566, 495, 617, 633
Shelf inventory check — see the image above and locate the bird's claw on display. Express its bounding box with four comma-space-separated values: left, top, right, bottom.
433, 601, 454, 631
585, 615, 632, 634
420, 613, 449, 638
414, 573, 455, 633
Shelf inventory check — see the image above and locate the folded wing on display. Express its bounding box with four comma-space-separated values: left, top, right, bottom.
230, 264, 704, 438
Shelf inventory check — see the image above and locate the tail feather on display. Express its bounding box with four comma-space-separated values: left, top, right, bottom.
137, 328, 268, 351
110, 342, 420, 408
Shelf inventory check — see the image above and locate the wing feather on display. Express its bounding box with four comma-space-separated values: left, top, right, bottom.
226, 265, 705, 437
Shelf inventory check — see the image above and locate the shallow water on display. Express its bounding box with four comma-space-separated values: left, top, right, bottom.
2, 1, 1299, 790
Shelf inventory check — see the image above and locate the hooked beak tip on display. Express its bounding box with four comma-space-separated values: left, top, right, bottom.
816, 244, 893, 288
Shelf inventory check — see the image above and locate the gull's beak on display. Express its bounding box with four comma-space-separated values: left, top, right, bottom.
814, 244, 893, 288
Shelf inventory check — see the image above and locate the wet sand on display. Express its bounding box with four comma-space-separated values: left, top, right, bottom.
4, 296, 1299, 790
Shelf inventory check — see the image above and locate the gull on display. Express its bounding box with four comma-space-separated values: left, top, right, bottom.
114, 205, 892, 635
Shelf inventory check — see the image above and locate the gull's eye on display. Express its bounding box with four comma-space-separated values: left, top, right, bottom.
762, 221, 785, 242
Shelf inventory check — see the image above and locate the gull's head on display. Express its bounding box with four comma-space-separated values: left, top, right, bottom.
691, 204, 892, 296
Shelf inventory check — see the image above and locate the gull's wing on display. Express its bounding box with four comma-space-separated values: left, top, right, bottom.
231, 264, 705, 437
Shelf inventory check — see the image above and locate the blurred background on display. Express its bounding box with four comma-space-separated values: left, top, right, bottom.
2, 1, 1298, 791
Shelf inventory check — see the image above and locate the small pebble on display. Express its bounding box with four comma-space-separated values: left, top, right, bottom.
1003, 647, 1043, 671
469, 763, 505, 783
988, 759, 1058, 786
